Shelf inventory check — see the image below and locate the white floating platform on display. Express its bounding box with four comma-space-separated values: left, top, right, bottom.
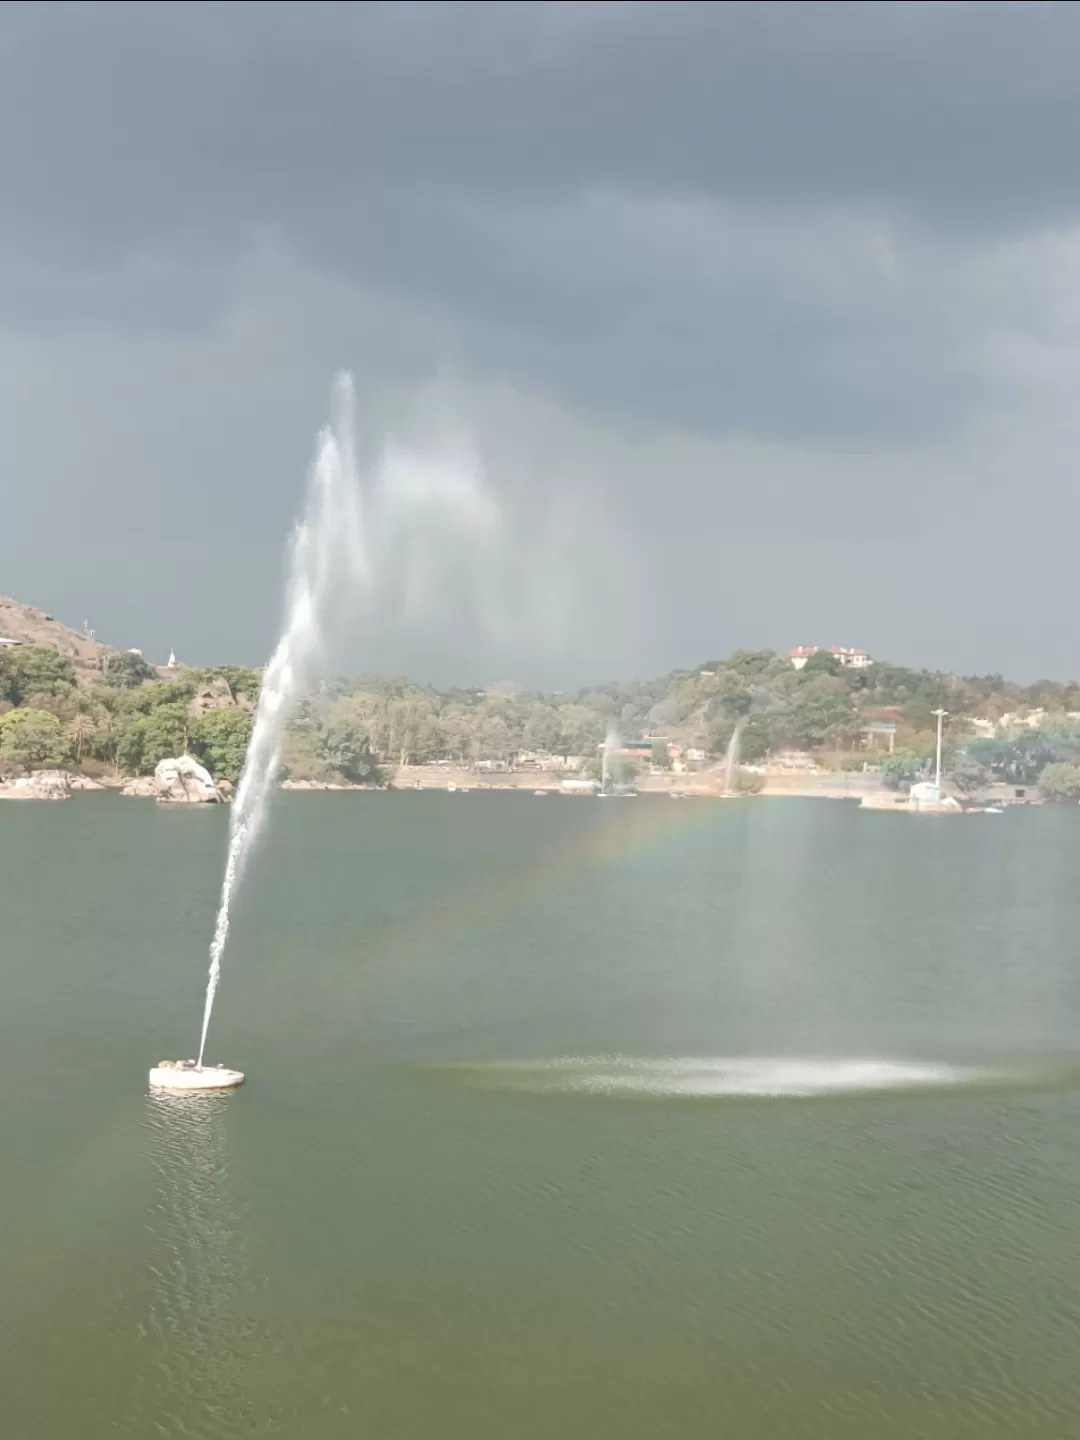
149, 1061, 245, 1091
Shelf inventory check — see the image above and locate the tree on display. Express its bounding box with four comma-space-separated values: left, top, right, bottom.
192, 708, 253, 783
736, 715, 773, 763
551, 703, 604, 757
281, 715, 380, 785
780, 676, 857, 750
1038, 762, 1080, 802
801, 649, 843, 677
0, 708, 73, 773
321, 718, 379, 784
114, 716, 149, 775
387, 695, 440, 765
478, 713, 513, 766
880, 749, 925, 791
70, 711, 97, 767
522, 705, 560, 755
101, 651, 157, 689
140, 703, 192, 770
0, 646, 77, 706
203, 666, 262, 703
947, 758, 990, 795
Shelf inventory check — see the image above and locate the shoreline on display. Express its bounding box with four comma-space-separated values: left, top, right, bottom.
0, 765, 1035, 808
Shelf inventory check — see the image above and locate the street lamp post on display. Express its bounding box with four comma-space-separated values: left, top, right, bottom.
932, 708, 947, 792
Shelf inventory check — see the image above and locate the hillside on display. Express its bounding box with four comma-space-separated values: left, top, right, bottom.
4, 588, 1080, 798
0, 595, 113, 686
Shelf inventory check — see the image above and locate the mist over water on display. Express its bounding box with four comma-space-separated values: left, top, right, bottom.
429, 1054, 1070, 1100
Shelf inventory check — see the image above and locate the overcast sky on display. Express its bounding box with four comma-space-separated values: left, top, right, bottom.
2, 0, 1079, 686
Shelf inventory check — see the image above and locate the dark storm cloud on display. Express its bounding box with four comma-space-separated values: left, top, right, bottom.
4, 0, 1079, 247
3, 1, 1080, 683
0, 1, 1077, 443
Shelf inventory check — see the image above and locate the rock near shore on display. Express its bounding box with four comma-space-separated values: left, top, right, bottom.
0, 768, 74, 800
121, 755, 223, 803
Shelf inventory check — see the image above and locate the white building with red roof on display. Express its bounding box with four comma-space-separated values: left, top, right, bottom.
787, 645, 872, 670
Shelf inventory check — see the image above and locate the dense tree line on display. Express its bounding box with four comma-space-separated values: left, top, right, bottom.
2, 640, 1080, 795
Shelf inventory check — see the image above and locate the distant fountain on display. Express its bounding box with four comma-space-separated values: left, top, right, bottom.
722, 721, 743, 796
600, 726, 619, 796
194, 373, 366, 1069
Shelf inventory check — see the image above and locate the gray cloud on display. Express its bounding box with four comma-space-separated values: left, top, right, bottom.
6, 1, 1080, 248
1, 3, 1079, 683
5, 1, 1075, 443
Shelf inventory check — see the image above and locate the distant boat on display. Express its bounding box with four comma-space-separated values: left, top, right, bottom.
447, 783, 457, 793
983, 805, 1004, 814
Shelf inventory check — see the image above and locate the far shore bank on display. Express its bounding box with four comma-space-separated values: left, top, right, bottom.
1, 765, 1032, 808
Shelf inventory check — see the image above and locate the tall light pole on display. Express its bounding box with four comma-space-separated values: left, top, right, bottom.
932, 708, 947, 792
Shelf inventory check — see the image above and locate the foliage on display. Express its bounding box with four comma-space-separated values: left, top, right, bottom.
101, 651, 157, 689
801, 649, 842, 677
191, 708, 254, 783
0, 646, 77, 706
5, 634, 1080, 791
880, 749, 926, 791
1038, 762, 1080, 802
947, 758, 990, 795
282, 711, 381, 786
968, 725, 1080, 786
201, 666, 261, 702
0, 707, 73, 772
736, 771, 765, 794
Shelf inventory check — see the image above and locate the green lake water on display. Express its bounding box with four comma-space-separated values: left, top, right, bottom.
2, 792, 1079, 1437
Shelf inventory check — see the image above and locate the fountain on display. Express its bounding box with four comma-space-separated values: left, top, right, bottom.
149, 371, 555, 1091
598, 726, 636, 797
599, 727, 616, 796
721, 721, 744, 797
150, 373, 365, 1092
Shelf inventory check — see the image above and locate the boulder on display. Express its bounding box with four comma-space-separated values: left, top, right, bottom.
120, 776, 158, 797
120, 755, 223, 802
0, 769, 73, 800
153, 755, 223, 803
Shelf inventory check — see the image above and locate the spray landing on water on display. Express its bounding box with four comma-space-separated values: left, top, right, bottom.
196, 374, 365, 1066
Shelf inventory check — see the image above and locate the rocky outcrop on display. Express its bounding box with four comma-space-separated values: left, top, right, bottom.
121, 755, 223, 803
120, 776, 158, 797
188, 676, 252, 718
0, 769, 73, 800
155, 755, 223, 803
0, 595, 113, 685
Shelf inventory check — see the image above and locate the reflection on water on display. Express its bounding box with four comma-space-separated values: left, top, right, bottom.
126, 1093, 275, 1438
429, 1054, 1080, 1100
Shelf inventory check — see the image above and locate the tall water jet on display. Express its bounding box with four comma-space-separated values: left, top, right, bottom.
599, 726, 621, 796
194, 373, 365, 1069
723, 721, 743, 796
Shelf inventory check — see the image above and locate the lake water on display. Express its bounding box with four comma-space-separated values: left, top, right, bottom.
2, 792, 1080, 1438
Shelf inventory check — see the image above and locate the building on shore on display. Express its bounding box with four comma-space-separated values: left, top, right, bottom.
787, 645, 873, 670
